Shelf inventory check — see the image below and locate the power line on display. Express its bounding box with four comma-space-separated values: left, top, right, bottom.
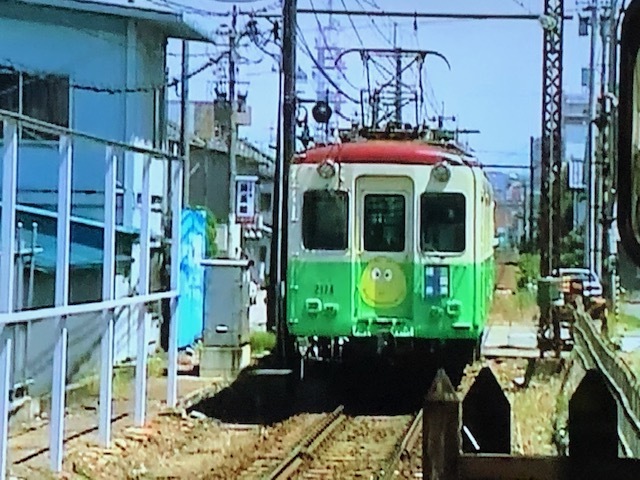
290, 8, 575, 20
308, 0, 359, 91
0, 54, 226, 97
296, 25, 360, 103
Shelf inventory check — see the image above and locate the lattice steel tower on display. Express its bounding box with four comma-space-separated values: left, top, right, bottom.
313, 0, 347, 134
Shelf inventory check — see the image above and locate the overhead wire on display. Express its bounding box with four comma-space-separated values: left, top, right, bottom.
308, 0, 360, 91
296, 24, 360, 103
353, 0, 394, 46
0, 52, 226, 99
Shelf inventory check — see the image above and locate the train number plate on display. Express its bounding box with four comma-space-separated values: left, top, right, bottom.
315, 284, 334, 295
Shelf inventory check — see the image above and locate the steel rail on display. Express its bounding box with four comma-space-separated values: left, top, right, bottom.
263, 405, 346, 480
377, 409, 423, 480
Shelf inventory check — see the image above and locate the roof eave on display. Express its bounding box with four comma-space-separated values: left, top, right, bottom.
15, 0, 213, 42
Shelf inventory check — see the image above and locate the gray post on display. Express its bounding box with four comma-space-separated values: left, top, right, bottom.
227, 5, 239, 259
180, 40, 191, 206
276, 0, 297, 364
423, 369, 461, 480
393, 22, 402, 124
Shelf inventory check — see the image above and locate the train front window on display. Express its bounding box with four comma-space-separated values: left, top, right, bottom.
302, 190, 349, 250
420, 193, 465, 253
363, 194, 405, 252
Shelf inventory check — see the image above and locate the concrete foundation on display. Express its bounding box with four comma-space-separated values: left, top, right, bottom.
199, 344, 252, 381
9, 396, 41, 428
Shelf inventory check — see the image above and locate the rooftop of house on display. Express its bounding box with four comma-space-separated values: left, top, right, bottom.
9, 204, 137, 273
13, 0, 214, 41
167, 120, 275, 169
29, 230, 132, 273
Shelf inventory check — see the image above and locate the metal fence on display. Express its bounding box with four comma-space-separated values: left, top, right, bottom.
0, 109, 184, 478
573, 309, 640, 457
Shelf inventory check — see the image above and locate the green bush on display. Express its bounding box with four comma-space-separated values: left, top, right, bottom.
250, 331, 276, 354
517, 253, 540, 289
193, 206, 218, 258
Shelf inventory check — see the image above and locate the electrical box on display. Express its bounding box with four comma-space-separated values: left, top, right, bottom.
202, 258, 251, 347
537, 276, 562, 311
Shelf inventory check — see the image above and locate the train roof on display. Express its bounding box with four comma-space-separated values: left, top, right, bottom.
293, 140, 481, 167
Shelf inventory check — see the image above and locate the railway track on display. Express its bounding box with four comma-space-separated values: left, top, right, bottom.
260, 406, 422, 480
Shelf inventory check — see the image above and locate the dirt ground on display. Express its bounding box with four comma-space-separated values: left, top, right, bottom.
7, 374, 225, 480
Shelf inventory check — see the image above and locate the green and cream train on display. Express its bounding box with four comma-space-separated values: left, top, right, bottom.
285, 133, 495, 367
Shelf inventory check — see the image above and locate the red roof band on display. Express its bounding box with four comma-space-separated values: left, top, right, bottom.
293, 140, 480, 166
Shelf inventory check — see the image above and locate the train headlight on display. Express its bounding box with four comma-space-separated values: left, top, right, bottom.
433, 161, 451, 183
317, 159, 337, 179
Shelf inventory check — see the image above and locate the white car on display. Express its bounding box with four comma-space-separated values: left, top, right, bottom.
248, 280, 258, 305
554, 267, 603, 298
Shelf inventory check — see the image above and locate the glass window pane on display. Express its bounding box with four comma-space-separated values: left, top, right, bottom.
0, 69, 19, 138
302, 190, 348, 250
420, 193, 465, 252
363, 194, 405, 252
0, 70, 19, 111
23, 74, 69, 140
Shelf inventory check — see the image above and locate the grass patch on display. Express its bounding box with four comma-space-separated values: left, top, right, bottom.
250, 331, 276, 354
80, 351, 167, 400
617, 313, 640, 331
490, 289, 538, 325
82, 366, 134, 400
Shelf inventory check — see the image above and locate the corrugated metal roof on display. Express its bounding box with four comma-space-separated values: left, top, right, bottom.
3, 203, 138, 271
30, 230, 132, 272
14, 0, 215, 41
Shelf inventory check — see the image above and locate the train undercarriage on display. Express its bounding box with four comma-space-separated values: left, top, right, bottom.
293, 333, 483, 384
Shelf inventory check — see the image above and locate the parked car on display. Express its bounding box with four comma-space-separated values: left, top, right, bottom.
249, 280, 258, 305
553, 267, 603, 298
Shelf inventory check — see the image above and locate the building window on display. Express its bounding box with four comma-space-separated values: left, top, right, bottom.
260, 192, 272, 213
420, 192, 466, 253
302, 190, 348, 250
363, 194, 405, 252
0, 67, 70, 141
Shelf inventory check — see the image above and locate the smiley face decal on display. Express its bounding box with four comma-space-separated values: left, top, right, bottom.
359, 257, 407, 308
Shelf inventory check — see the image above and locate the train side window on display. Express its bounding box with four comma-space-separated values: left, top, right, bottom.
420, 193, 465, 253
302, 190, 349, 250
363, 194, 406, 252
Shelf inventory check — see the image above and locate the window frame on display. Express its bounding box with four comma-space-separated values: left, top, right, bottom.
0, 67, 71, 143
362, 192, 407, 253
419, 191, 467, 255
301, 189, 350, 252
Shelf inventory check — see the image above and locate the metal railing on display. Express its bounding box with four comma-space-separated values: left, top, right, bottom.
573, 309, 640, 457
0, 109, 184, 477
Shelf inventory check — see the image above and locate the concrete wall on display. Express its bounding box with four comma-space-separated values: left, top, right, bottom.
619, 242, 640, 293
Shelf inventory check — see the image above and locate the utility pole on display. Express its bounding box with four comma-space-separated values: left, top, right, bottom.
529, 136, 535, 247
227, 5, 239, 259
598, 2, 619, 305
180, 40, 190, 205
607, 1, 620, 320
394, 23, 402, 124
272, 0, 297, 364
595, 4, 609, 281
586, 0, 598, 274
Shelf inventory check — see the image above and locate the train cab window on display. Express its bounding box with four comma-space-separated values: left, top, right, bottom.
363, 194, 405, 252
302, 190, 349, 250
420, 193, 465, 253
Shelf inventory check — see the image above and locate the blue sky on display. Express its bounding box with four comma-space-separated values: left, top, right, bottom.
166, 0, 594, 170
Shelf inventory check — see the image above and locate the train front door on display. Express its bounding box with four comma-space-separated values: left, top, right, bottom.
354, 175, 414, 332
